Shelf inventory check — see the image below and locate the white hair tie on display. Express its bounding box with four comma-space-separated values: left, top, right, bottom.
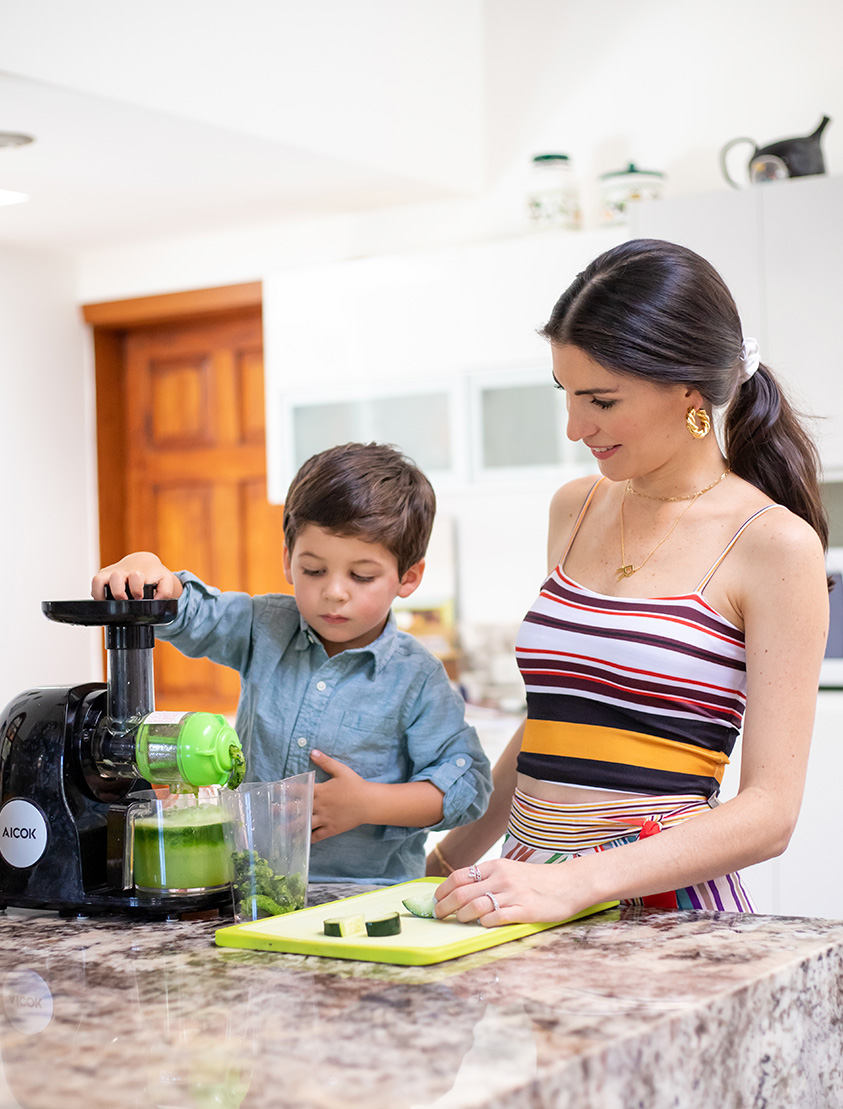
739, 337, 760, 382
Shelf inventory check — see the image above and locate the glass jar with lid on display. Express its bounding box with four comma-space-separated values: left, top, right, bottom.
526, 153, 581, 230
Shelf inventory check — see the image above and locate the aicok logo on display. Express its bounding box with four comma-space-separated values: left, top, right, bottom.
0, 799, 48, 868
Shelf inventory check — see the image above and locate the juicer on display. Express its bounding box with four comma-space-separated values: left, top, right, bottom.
0, 589, 245, 916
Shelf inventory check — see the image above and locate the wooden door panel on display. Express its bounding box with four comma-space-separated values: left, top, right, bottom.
149, 356, 213, 446
242, 478, 288, 596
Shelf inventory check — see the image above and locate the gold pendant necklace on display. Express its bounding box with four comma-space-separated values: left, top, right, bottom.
616, 469, 730, 581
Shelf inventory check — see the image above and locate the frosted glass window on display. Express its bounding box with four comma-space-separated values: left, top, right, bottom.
291, 392, 452, 473
481, 384, 562, 468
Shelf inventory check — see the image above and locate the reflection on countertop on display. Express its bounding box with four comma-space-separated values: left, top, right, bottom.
1, 887, 842, 1108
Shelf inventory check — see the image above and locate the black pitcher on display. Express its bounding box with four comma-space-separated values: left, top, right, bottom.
720, 116, 831, 188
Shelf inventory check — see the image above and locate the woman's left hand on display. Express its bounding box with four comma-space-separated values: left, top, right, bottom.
434, 856, 589, 927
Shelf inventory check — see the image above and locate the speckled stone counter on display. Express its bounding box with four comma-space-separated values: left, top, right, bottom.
1, 887, 842, 1109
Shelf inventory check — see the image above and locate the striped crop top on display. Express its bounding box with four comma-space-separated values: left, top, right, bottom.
516, 479, 781, 797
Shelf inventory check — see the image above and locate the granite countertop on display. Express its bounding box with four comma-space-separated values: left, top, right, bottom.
1, 887, 842, 1109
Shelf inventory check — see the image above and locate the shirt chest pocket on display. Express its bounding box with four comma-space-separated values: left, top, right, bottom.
335, 710, 405, 780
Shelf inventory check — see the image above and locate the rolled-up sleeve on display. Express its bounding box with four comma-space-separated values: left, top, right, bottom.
401, 668, 493, 832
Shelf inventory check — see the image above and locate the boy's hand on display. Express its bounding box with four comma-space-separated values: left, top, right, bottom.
310, 750, 372, 842
91, 551, 183, 602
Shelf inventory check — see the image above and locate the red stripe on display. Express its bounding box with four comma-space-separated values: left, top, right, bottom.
538, 589, 744, 649
515, 646, 746, 700
519, 668, 744, 721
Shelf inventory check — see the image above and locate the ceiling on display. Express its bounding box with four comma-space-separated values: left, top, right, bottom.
0, 0, 487, 252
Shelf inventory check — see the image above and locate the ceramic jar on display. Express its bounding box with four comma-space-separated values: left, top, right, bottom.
599, 163, 665, 225
526, 154, 581, 230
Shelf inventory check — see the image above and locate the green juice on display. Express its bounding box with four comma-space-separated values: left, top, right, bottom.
133, 805, 234, 892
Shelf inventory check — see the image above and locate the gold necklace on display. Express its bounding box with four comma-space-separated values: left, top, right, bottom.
626, 468, 730, 502
616, 469, 729, 581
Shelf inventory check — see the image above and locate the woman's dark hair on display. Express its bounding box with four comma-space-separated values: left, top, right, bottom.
283, 442, 436, 576
540, 238, 828, 551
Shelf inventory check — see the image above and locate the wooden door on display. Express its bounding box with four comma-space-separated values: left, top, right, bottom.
86, 290, 292, 715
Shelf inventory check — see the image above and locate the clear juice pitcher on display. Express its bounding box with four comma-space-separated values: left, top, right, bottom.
126, 786, 236, 896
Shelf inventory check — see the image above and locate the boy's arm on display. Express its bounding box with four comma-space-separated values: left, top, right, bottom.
95, 556, 258, 675
308, 664, 492, 842
310, 749, 444, 842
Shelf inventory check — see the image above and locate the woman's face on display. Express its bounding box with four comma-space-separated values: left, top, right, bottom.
551, 343, 698, 480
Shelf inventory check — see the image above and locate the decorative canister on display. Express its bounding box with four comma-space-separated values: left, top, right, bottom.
598, 163, 665, 225
526, 154, 581, 230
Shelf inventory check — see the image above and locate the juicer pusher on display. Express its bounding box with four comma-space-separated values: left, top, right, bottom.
0, 588, 244, 916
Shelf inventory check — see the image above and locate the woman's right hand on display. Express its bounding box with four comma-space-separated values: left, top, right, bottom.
91, 551, 183, 601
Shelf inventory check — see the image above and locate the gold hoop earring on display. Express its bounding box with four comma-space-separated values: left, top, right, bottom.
685, 406, 711, 439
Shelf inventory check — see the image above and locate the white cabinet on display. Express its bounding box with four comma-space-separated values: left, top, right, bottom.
632, 175, 843, 477
720, 693, 843, 918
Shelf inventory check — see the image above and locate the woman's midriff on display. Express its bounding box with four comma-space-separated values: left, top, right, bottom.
516, 772, 645, 806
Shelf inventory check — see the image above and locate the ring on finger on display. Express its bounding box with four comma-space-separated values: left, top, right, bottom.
468, 865, 482, 883
485, 892, 501, 913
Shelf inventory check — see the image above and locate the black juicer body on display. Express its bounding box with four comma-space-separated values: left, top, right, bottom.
0, 595, 229, 917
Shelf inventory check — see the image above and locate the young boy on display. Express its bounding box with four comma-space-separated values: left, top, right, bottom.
92, 442, 492, 884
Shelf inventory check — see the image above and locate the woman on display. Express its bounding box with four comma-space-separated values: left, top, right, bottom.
429, 238, 830, 925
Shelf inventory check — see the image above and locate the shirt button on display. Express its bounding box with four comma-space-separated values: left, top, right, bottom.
456, 758, 466, 767
316, 681, 327, 691
296, 737, 308, 748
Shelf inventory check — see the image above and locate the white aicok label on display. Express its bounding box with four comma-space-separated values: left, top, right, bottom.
0, 799, 48, 868
2, 970, 53, 1034
143, 711, 188, 724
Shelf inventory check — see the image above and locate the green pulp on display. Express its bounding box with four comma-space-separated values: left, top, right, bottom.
133, 806, 234, 891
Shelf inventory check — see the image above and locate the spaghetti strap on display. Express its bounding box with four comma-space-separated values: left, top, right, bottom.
558, 477, 605, 569
697, 504, 784, 593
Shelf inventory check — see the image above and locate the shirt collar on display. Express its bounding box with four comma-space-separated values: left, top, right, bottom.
295, 609, 399, 676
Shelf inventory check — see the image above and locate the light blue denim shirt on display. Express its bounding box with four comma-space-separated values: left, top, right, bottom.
155, 572, 492, 883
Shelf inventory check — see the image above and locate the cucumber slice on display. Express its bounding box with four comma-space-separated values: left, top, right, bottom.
365, 911, 402, 937
323, 913, 366, 937
401, 889, 438, 918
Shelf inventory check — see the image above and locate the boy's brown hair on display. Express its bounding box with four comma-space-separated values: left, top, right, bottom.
282, 442, 436, 576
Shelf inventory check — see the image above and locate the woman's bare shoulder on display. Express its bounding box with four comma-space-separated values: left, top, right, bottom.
547, 473, 606, 568
548, 473, 604, 521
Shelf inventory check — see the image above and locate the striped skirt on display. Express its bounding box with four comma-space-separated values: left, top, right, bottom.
502, 787, 756, 912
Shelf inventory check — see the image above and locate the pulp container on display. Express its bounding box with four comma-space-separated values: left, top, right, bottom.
223, 772, 314, 922
127, 786, 235, 896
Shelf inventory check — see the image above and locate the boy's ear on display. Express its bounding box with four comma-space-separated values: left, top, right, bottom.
396, 560, 425, 599
282, 544, 294, 586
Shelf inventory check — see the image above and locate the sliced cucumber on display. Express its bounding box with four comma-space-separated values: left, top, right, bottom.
365, 911, 402, 937
323, 913, 366, 937
401, 889, 438, 918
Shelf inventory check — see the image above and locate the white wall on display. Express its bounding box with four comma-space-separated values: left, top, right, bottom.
0, 246, 101, 709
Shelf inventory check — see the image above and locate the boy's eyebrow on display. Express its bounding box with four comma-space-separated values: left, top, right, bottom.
297, 550, 385, 567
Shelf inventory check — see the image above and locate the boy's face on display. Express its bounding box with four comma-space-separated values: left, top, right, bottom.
283, 524, 423, 657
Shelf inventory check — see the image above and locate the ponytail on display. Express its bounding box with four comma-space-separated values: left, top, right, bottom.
724, 364, 828, 552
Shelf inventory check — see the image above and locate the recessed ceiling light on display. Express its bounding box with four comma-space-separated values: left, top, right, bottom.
0, 189, 29, 206
0, 133, 35, 148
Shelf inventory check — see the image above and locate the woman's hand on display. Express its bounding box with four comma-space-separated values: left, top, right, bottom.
92, 551, 183, 601
434, 856, 593, 928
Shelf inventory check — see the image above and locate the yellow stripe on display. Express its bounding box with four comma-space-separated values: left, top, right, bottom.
522, 719, 728, 782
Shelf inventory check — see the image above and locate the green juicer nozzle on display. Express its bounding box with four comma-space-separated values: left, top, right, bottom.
135, 712, 246, 790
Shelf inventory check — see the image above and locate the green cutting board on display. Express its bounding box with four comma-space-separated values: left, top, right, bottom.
214, 878, 618, 965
